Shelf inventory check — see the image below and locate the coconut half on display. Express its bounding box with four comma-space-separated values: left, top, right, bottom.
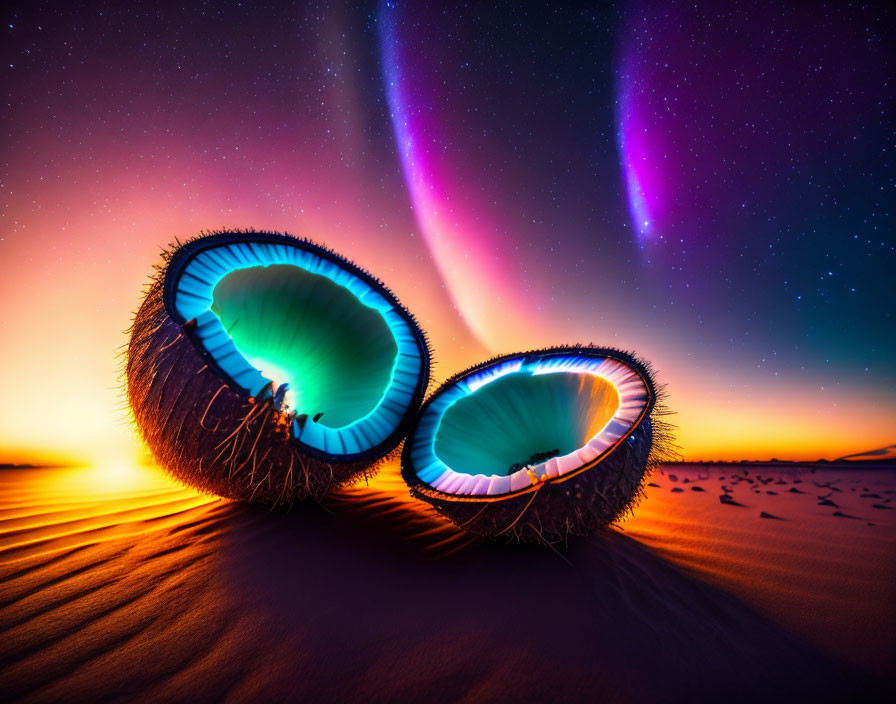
127, 231, 430, 504
401, 347, 667, 542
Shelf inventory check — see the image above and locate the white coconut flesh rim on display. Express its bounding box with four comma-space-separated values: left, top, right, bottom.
409, 355, 650, 497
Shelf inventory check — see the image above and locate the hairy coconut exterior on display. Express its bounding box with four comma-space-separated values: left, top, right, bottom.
127, 231, 430, 505
401, 347, 675, 544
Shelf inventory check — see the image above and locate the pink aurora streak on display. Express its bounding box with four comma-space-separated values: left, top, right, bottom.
379, 2, 534, 349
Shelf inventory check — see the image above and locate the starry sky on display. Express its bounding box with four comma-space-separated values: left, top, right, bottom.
1, 0, 893, 465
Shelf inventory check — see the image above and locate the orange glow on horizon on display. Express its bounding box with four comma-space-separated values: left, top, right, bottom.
2, 318, 895, 467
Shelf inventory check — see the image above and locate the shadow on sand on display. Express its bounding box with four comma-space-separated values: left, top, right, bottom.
211, 500, 887, 703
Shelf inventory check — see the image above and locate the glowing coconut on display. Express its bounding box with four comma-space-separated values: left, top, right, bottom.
127, 231, 430, 504
401, 347, 668, 542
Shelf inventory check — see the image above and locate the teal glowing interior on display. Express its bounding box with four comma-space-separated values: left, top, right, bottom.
433, 372, 619, 477
170, 239, 424, 457
211, 265, 398, 428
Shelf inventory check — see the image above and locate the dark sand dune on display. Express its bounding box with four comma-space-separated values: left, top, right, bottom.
1, 464, 894, 703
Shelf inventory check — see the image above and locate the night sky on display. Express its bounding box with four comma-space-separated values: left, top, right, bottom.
1, 0, 893, 464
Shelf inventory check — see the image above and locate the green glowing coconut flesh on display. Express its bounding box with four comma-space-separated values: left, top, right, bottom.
211, 265, 398, 428
434, 372, 619, 477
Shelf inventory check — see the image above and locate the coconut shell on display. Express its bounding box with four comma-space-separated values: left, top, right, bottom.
126, 231, 430, 505
401, 347, 674, 543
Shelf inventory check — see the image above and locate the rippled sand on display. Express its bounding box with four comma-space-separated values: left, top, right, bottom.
1, 462, 893, 702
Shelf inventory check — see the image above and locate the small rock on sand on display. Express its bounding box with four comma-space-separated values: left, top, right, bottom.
720, 495, 742, 506
760, 512, 782, 520
871, 504, 892, 510
691, 486, 705, 492
833, 511, 857, 519
789, 487, 806, 494
670, 487, 684, 493
647, 482, 661, 488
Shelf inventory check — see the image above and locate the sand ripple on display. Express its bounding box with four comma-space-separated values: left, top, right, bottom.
1, 463, 893, 702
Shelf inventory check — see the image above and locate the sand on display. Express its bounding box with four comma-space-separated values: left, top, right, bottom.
1, 462, 894, 703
